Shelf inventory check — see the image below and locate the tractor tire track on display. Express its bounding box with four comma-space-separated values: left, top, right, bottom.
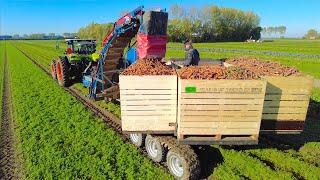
0, 44, 20, 179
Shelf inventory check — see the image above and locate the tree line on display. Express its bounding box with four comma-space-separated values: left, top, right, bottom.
167, 5, 261, 42
77, 23, 113, 41
77, 5, 262, 42
1, 33, 77, 40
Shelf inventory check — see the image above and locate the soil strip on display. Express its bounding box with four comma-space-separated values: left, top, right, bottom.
0, 45, 21, 179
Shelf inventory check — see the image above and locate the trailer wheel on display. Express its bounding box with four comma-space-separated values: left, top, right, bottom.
51, 60, 57, 80
166, 146, 200, 180
56, 57, 70, 87
145, 135, 166, 162
129, 133, 145, 147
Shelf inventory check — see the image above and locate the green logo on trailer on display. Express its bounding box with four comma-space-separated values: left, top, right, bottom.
185, 86, 197, 93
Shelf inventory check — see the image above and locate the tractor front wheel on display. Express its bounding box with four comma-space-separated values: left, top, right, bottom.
51, 60, 57, 80
56, 57, 70, 87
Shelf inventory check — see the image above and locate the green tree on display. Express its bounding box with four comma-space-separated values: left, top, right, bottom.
304, 29, 318, 39
77, 22, 113, 41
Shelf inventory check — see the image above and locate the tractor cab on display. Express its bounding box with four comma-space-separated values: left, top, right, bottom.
66, 39, 97, 55
51, 39, 99, 87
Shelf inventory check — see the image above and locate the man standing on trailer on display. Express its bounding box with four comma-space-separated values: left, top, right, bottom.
184, 39, 200, 66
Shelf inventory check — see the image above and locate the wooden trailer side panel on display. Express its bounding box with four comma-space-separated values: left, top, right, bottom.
261, 76, 314, 132
119, 75, 177, 132
177, 79, 266, 140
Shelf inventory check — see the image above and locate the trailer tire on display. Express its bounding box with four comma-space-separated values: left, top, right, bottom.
145, 135, 166, 162
51, 60, 57, 80
166, 145, 200, 180
56, 57, 70, 87
129, 133, 145, 147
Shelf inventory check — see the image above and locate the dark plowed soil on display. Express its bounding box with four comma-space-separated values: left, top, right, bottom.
0, 48, 21, 179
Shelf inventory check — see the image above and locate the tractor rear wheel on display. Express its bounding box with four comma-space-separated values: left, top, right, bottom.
51, 60, 57, 80
56, 57, 70, 87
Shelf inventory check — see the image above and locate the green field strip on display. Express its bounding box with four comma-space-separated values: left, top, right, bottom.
18, 40, 66, 54
212, 148, 294, 179
246, 148, 320, 179
167, 39, 320, 55
6, 42, 171, 179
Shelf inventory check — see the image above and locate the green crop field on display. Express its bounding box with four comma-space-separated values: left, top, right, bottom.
3, 42, 172, 179
0, 39, 318, 179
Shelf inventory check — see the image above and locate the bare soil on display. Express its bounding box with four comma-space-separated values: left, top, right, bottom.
0, 49, 22, 179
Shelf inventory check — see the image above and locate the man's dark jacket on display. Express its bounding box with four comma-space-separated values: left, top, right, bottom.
184, 48, 200, 66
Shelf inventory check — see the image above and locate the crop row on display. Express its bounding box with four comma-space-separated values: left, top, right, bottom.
246, 148, 320, 179
298, 142, 320, 166
13, 41, 59, 68
5, 42, 172, 179
13, 42, 122, 117
211, 147, 294, 179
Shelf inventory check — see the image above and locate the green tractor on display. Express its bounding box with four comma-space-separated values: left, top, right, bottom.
51, 39, 99, 87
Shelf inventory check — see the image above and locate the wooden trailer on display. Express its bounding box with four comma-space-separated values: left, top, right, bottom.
119, 75, 177, 133
119, 74, 267, 145
177, 78, 266, 145
260, 76, 314, 133
223, 62, 314, 133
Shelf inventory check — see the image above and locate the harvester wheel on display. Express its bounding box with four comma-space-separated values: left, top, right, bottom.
145, 135, 166, 162
51, 60, 57, 80
56, 57, 70, 87
129, 133, 146, 147
166, 145, 200, 180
